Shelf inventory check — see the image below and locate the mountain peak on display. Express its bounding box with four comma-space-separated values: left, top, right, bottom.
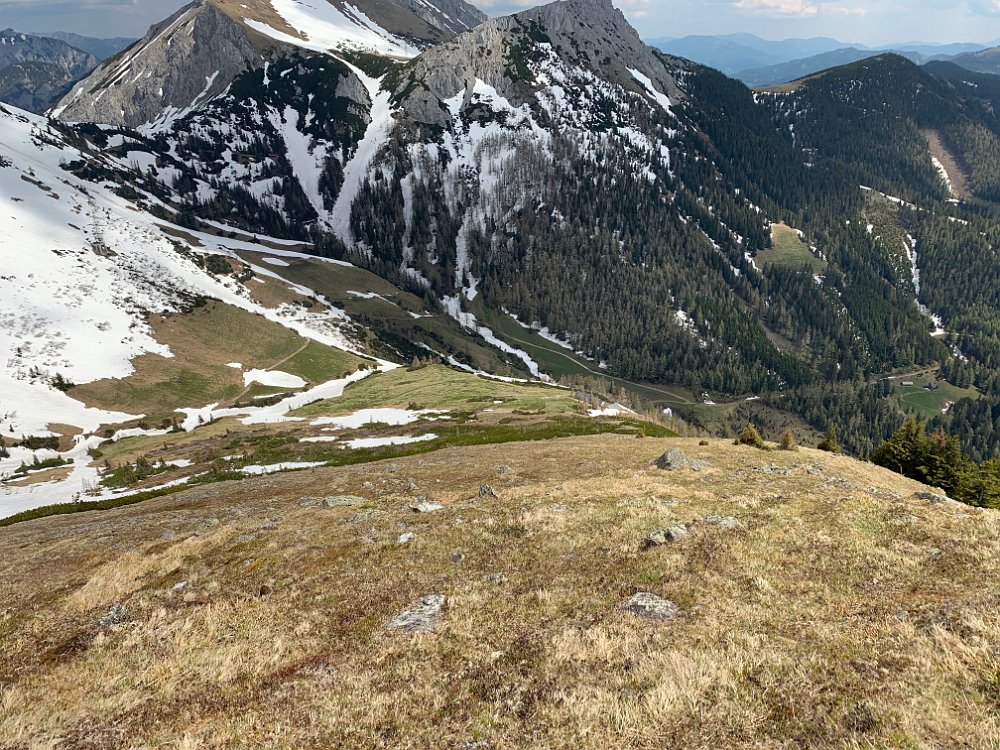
395, 0, 684, 125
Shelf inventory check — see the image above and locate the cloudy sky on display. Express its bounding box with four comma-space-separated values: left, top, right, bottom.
4, 0, 1000, 45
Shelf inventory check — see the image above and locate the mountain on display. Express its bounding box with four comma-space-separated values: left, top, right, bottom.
0, 29, 98, 112
5, 0, 1000, 491
36, 32, 135, 61
738, 48, 880, 88
52, 0, 486, 128
949, 45, 1000, 76
651, 33, 853, 76
654, 33, 993, 82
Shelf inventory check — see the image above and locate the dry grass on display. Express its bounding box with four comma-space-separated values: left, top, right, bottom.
71, 301, 365, 423
1, 437, 998, 749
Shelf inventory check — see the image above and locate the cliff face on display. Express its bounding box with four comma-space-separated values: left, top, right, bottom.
51, 2, 269, 128
51, 0, 488, 129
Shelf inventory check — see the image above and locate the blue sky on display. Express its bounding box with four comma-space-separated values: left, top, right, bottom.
3, 0, 999, 46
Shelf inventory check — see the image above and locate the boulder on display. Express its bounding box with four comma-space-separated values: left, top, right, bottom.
387, 594, 447, 633
644, 524, 689, 548
411, 501, 444, 513
622, 592, 679, 621
323, 495, 366, 508
915, 491, 950, 505
98, 603, 128, 627
653, 449, 711, 471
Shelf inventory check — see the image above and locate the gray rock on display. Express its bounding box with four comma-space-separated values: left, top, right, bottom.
479, 484, 500, 500
387, 594, 447, 633
98, 603, 128, 627
411, 501, 444, 513
702, 515, 745, 531
324, 495, 366, 508
494, 465, 514, 475
621, 592, 679, 621
644, 524, 689, 547
915, 491, 950, 505
653, 449, 711, 471
398, 532, 415, 544
54, 3, 262, 127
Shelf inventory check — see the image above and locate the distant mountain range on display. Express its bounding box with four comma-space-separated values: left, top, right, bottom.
0, 30, 133, 112
650, 33, 1000, 87
35, 32, 134, 61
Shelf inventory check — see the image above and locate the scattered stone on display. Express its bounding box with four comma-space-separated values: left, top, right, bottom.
98, 603, 128, 627
653, 449, 711, 472
451, 552, 465, 563
890, 514, 920, 526
702, 515, 745, 531
387, 594, 446, 633
621, 592, 679, 621
398, 532, 415, 545
297, 497, 318, 508
479, 484, 500, 500
172, 581, 188, 591
260, 520, 278, 531
405, 481, 420, 492
494, 465, 513, 475
362, 481, 375, 490
483, 573, 506, 585
348, 509, 382, 523
644, 524, 689, 548
411, 501, 444, 513
324, 495, 366, 508
915, 491, 950, 505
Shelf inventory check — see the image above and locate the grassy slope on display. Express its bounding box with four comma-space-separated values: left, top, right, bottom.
1, 437, 997, 748
893, 375, 979, 420
242, 253, 521, 375
292, 364, 576, 417
71, 301, 366, 424
756, 223, 826, 272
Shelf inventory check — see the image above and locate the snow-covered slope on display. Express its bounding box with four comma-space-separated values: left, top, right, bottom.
0, 103, 373, 436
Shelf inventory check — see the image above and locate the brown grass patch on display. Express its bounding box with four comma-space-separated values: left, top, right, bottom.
1, 437, 998, 748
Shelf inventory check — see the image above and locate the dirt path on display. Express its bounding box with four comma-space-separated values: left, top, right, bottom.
497, 330, 696, 405
232, 339, 311, 403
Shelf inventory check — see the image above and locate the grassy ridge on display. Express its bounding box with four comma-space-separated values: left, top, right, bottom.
1, 415, 677, 528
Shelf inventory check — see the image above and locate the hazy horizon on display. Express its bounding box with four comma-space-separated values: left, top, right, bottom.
2, 0, 998, 47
